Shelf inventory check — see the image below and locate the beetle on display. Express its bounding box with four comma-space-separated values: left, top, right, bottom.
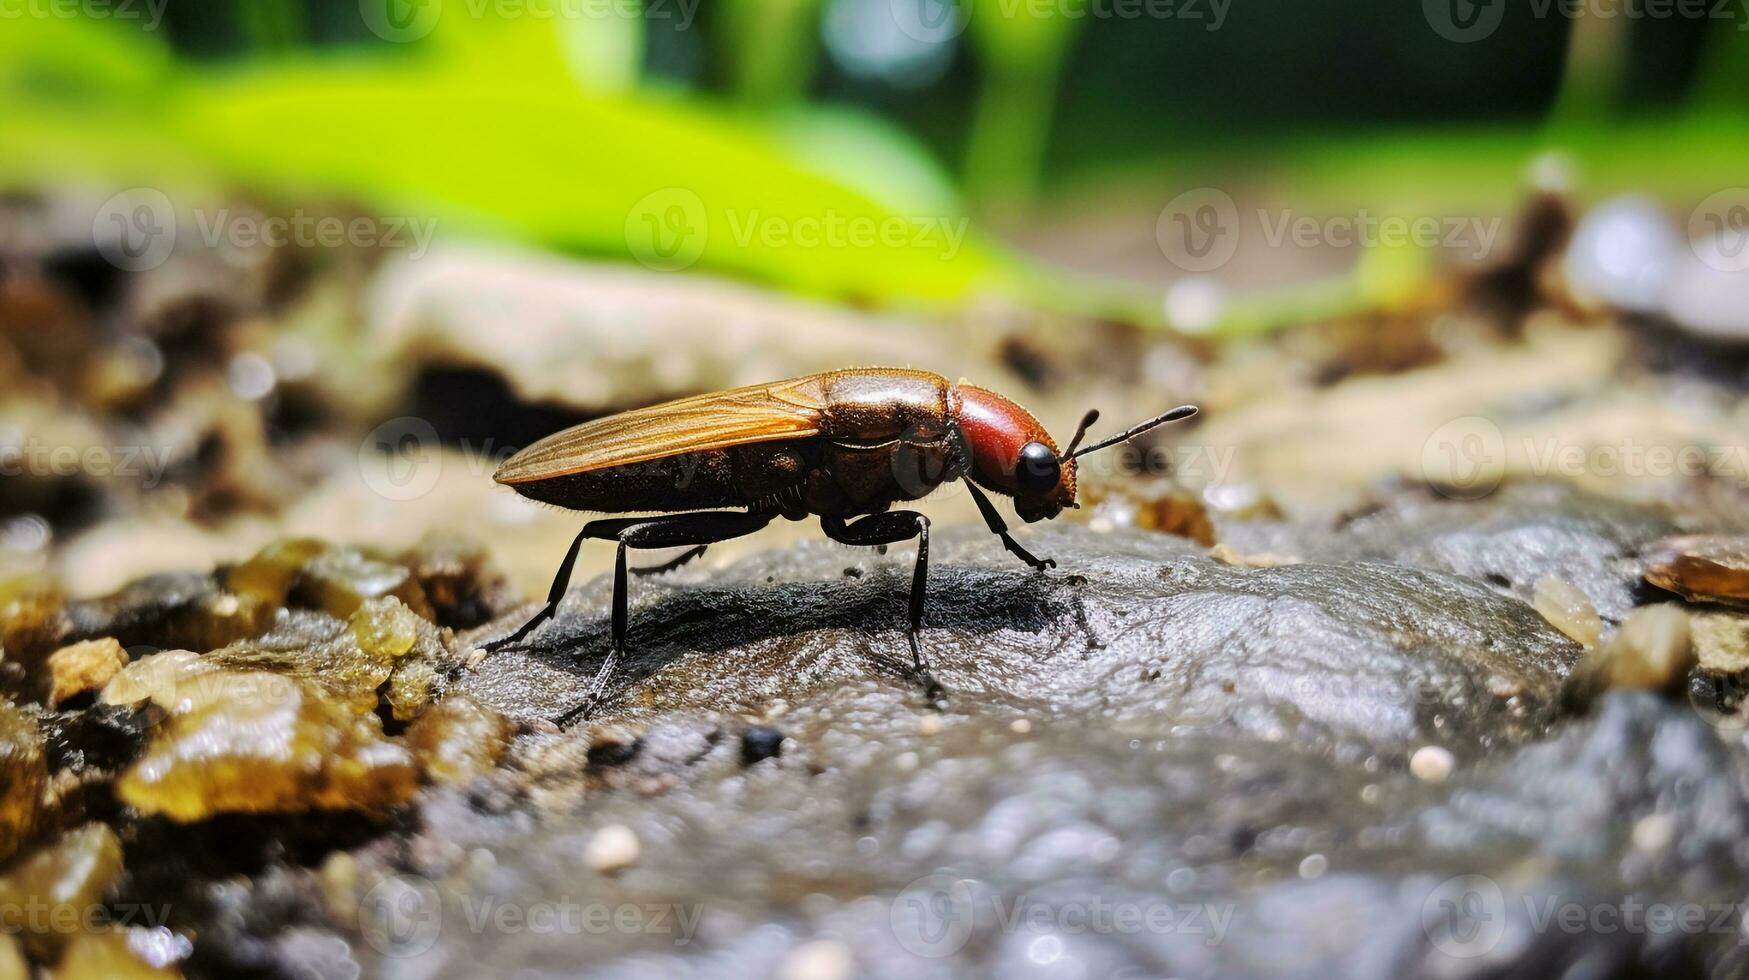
486, 367, 1197, 717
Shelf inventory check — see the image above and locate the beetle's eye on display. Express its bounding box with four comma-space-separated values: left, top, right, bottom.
1015, 441, 1060, 495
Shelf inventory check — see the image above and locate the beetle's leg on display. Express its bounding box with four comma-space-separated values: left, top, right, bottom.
631, 544, 707, 577
482, 517, 649, 653
821, 511, 945, 705
963, 482, 1055, 571
558, 510, 774, 724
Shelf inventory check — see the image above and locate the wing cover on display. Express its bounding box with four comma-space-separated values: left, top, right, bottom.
494, 374, 830, 485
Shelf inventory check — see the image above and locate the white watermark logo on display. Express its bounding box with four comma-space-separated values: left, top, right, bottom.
358, 874, 704, 958
890, 873, 1233, 958
0, 0, 168, 29
92, 190, 438, 271
624, 189, 970, 272
1420, 416, 1749, 499
360, 0, 698, 42
1157, 189, 1503, 272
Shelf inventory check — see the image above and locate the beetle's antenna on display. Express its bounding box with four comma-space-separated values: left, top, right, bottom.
1062, 410, 1100, 457
1065, 405, 1198, 460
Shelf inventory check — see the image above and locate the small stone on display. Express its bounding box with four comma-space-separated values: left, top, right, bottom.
1009, 718, 1033, 734
406, 696, 514, 784
100, 651, 216, 710
1631, 813, 1675, 853
1600, 605, 1694, 691
778, 939, 854, 980
1409, 746, 1455, 783
584, 824, 640, 873
0, 936, 24, 980
1563, 605, 1695, 712
44, 638, 129, 707
1298, 854, 1328, 879
917, 716, 943, 736
52, 929, 181, 979
350, 596, 423, 659
1690, 610, 1749, 674
0, 823, 123, 960
740, 726, 786, 765
1644, 535, 1749, 607
117, 671, 418, 820
224, 538, 329, 608
0, 702, 45, 862
297, 547, 433, 621
1532, 575, 1602, 648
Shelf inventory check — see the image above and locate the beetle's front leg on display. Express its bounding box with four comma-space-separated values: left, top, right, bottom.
821, 511, 945, 706
964, 482, 1055, 571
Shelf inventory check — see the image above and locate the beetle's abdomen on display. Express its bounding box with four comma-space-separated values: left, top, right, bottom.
506, 449, 744, 513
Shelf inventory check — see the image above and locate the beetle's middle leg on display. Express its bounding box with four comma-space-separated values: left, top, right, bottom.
551, 510, 774, 724
821, 511, 945, 704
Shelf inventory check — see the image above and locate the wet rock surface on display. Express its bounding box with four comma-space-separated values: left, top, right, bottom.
4, 485, 1749, 977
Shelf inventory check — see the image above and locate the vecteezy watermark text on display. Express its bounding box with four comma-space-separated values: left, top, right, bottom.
889, 874, 1234, 958
358, 875, 703, 958
1420, 416, 1749, 500
360, 0, 700, 43
1423, 875, 1749, 960
0, 0, 167, 29
93, 189, 439, 272
623, 188, 969, 273
1156, 188, 1504, 273
1425, 0, 1748, 44
0, 439, 174, 488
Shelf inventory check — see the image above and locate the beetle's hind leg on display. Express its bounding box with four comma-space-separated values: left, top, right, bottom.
821, 511, 946, 706
549, 510, 773, 725
631, 544, 707, 576
481, 517, 649, 654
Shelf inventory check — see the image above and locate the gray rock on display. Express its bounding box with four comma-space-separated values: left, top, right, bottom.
458, 524, 1579, 745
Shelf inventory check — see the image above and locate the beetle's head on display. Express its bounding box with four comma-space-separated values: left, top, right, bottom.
956, 384, 1198, 524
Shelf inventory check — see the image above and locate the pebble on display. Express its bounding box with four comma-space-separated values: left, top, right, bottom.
1409, 746, 1455, 783
1010, 718, 1032, 734
740, 726, 786, 765
1644, 534, 1749, 607
585, 824, 640, 873
44, 638, 129, 707
917, 716, 943, 736
778, 939, 854, 980
1561, 196, 1678, 313
1532, 575, 1602, 648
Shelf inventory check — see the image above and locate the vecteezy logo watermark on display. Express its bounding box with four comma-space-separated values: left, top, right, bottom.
1423, 0, 1505, 42
624, 189, 971, 272
92, 190, 438, 271
1427, 0, 1749, 42
626, 188, 709, 272
889, 0, 1231, 41
1157, 188, 1241, 274
1421, 416, 1508, 500
360, 417, 444, 502
1421, 875, 1508, 959
1157, 190, 1503, 272
357, 874, 704, 958
0, 0, 168, 29
889, 874, 1233, 958
94, 188, 176, 272
360, 0, 699, 42
1688, 188, 1749, 273
1420, 416, 1749, 500
1422, 874, 1749, 959
0, 438, 175, 488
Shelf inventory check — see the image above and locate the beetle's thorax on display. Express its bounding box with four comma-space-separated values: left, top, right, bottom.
953, 382, 1077, 519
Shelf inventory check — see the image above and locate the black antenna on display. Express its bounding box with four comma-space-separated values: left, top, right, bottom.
1064, 405, 1198, 460
1062, 409, 1100, 457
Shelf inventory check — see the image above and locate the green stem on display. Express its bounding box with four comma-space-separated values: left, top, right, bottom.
963, 48, 1065, 216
